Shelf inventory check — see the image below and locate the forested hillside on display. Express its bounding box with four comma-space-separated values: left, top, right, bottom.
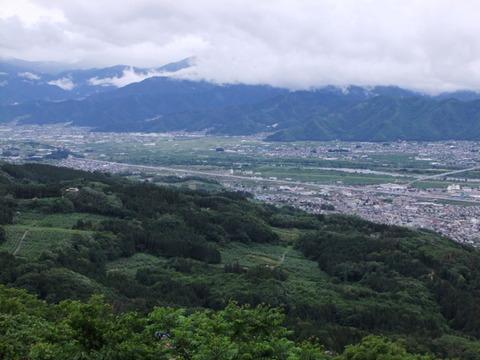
1, 163, 480, 358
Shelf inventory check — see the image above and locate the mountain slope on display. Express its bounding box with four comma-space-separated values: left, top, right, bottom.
0, 77, 287, 131
1, 163, 480, 358
267, 96, 480, 141
0, 83, 376, 132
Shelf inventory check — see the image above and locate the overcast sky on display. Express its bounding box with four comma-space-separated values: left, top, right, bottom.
1, 0, 480, 93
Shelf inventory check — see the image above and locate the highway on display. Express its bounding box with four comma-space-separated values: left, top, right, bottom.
407, 165, 480, 186
65, 158, 480, 205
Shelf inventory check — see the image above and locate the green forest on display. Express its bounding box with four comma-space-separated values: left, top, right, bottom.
1, 163, 480, 359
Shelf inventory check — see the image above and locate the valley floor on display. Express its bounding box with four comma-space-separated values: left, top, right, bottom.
2, 123, 480, 244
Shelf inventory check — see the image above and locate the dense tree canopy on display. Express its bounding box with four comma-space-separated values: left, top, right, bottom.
0, 285, 433, 360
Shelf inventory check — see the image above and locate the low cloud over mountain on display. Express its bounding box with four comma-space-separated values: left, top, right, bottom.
2, 1, 480, 93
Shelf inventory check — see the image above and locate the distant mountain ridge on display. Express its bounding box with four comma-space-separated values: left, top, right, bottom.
0, 57, 194, 105
264, 95, 480, 141
2, 58, 480, 141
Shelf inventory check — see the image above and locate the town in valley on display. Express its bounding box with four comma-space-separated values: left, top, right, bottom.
2, 123, 480, 245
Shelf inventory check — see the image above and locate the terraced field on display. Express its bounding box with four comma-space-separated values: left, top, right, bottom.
1, 225, 92, 258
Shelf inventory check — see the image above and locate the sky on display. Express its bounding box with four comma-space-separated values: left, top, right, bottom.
1, 0, 480, 93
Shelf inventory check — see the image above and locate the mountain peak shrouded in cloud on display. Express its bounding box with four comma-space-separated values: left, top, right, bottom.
0, 57, 196, 104
2, 0, 480, 94
86, 57, 196, 88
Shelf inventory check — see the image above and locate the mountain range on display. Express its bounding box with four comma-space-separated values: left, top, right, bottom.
0, 57, 194, 104
2, 58, 480, 141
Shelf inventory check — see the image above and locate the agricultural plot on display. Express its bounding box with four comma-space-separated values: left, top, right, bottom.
79, 136, 450, 187
252, 166, 405, 185
0, 225, 92, 259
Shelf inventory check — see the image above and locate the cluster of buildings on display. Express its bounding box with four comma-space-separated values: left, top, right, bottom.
231, 181, 480, 245
243, 140, 480, 169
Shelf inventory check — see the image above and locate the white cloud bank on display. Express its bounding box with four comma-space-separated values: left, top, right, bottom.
18, 72, 40, 80
48, 77, 75, 90
88, 67, 164, 88
2, 0, 480, 93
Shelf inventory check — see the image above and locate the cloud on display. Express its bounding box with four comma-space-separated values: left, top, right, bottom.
2, 0, 480, 93
48, 77, 74, 90
88, 67, 165, 87
18, 71, 40, 80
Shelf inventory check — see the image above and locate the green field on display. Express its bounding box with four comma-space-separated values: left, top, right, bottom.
0, 207, 108, 259
252, 165, 408, 185
77, 136, 466, 189
1, 224, 92, 258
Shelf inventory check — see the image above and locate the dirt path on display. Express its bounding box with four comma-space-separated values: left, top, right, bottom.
13, 230, 29, 256
274, 246, 291, 268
